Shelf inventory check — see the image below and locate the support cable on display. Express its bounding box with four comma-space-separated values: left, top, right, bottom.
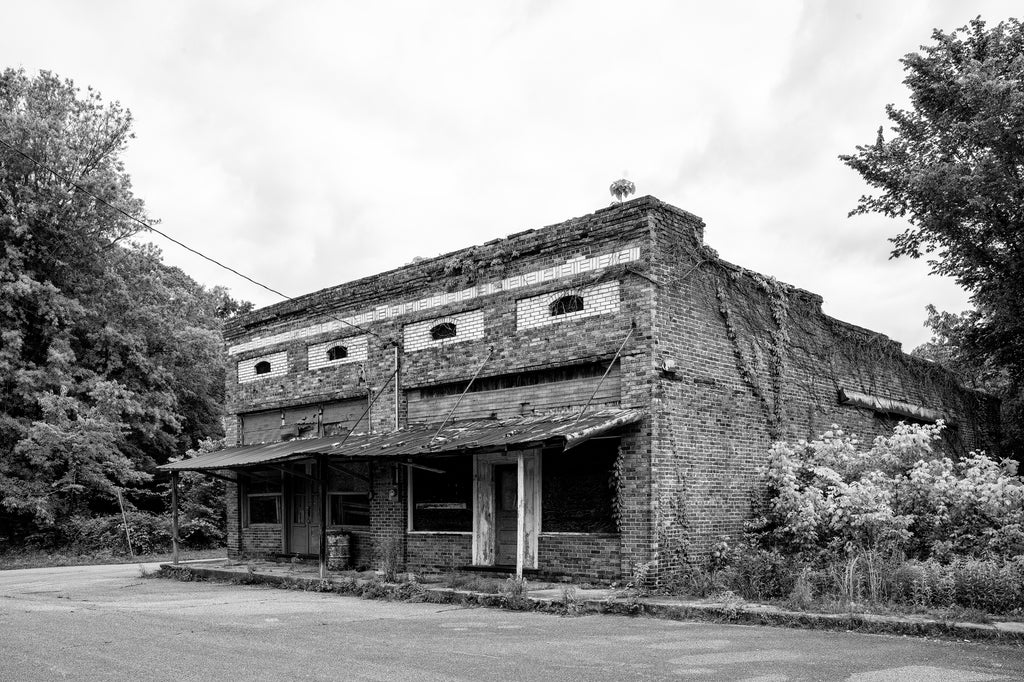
573, 322, 636, 426
428, 345, 495, 447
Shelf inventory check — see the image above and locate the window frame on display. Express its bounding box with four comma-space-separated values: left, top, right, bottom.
328, 491, 371, 527
254, 360, 272, 375
326, 345, 348, 361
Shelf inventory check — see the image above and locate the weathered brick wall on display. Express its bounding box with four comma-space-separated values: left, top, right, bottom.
240, 524, 282, 556
225, 478, 241, 558
369, 461, 406, 572
538, 534, 621, 581
216, 195, 996, 584
405, 533, 473, 574
645, 198, 1000, 576
220, 200, 662, 578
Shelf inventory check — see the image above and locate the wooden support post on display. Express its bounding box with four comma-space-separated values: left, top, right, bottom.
170, 471, 180, 566
516, 452, 525, 580
318, 455, 328, 580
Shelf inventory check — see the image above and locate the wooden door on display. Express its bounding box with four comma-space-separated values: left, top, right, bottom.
288, 465, 320, 555
494, 464, 518, 565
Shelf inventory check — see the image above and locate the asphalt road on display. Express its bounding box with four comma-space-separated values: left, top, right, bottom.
0, 563, 1021, 681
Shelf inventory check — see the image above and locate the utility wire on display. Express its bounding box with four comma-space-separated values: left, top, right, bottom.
0, 133, 397, 347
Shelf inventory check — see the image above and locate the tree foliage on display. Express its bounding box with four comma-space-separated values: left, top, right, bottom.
841, 18, 1024, 458
0, 68, 248, 543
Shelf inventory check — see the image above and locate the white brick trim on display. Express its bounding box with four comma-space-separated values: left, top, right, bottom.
227, 246, 641, 355
403, 309, 485, 352
237, 351, 288, 384
516, 280, 620, 330
307, 335, 368, 370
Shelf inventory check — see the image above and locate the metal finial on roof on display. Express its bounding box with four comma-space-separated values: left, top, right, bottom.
610, 178, 635, 203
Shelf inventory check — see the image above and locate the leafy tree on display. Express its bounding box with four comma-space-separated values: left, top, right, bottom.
841, 18, 1024, 458
0, 68, 248, 543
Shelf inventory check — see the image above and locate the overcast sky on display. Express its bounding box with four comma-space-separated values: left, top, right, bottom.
5, 1, 1020, 350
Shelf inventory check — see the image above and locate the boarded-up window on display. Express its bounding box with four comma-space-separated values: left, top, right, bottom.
542, 440, 617, 533
240, 399, 367, 444
411, 457, 472, 531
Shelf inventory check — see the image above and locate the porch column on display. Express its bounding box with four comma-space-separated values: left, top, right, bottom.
516, 452, 524, 579
170, 471, 180, 566
317, 455, 328, 579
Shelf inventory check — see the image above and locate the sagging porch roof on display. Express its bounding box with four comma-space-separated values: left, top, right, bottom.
159, 408, 645, 472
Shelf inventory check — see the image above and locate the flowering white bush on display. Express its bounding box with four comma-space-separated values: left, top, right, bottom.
752, 422, 1024, 560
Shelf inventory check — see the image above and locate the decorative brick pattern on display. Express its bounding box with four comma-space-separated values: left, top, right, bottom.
308, 335, 368, 370
403, 309, 485, 352
237, 351, 288, 384
226, 247, 641, 356
516, 280, 620, 331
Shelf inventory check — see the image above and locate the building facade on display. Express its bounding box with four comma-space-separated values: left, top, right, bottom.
164, 196, 999, 582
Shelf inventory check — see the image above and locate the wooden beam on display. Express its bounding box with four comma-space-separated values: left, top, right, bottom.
170, 471, 180, 566
318, 455, 328, 579
516, 451, 525, 580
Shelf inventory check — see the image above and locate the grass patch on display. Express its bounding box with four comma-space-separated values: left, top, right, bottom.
0, 546, 226, 571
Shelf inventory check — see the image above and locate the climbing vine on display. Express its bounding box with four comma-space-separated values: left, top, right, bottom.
609, 445, 626, 533
714, 270, 792, 439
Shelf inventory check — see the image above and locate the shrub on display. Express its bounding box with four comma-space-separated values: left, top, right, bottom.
63, 512, 172, 556
753, 422, 1024, 563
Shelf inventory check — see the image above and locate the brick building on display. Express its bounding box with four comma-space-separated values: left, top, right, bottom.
162, 196, 998, 582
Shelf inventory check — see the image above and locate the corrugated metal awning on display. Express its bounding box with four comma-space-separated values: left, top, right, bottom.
159, 408, 645, 472
159, 436, 344, 472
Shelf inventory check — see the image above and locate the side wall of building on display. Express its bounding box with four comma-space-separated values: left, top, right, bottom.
647, 201, 999, 578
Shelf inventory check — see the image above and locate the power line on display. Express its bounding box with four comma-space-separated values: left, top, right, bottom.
0, 133, 398, 347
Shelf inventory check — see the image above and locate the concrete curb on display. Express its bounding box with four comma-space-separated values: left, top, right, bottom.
157, 563, 1024, 644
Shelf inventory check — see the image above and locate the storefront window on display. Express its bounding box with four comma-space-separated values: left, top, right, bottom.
245, 470, 282, 525
328, 463, 371, 527
410, 456, 472, 531
542, 440, 617, 533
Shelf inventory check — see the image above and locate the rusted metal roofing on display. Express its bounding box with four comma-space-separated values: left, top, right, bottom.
159, 436, 345, 471
159, 408, 645, 472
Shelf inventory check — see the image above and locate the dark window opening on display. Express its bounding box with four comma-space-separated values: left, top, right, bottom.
254, 360, 272, 375
542, 440, 618, 533
327, 345, 348, 361
245, 470, 282, 525
430, 322, 457, 340
550, 294, 584, 316
329, 463, 370, 526
248, 496, 281, 524
330, 493, 370, 526
411, 456, 472, 531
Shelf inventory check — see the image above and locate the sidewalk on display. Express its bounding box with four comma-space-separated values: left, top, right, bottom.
158, 559, 1024, 644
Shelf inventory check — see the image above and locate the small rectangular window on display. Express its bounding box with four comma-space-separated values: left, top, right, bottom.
247, 495, 282, 524
330, 493, 370, 526
244, 470, 282, 526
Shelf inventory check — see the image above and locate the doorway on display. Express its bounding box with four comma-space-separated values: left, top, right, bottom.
494, 464, 518, 565
288, 463, 320, 555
